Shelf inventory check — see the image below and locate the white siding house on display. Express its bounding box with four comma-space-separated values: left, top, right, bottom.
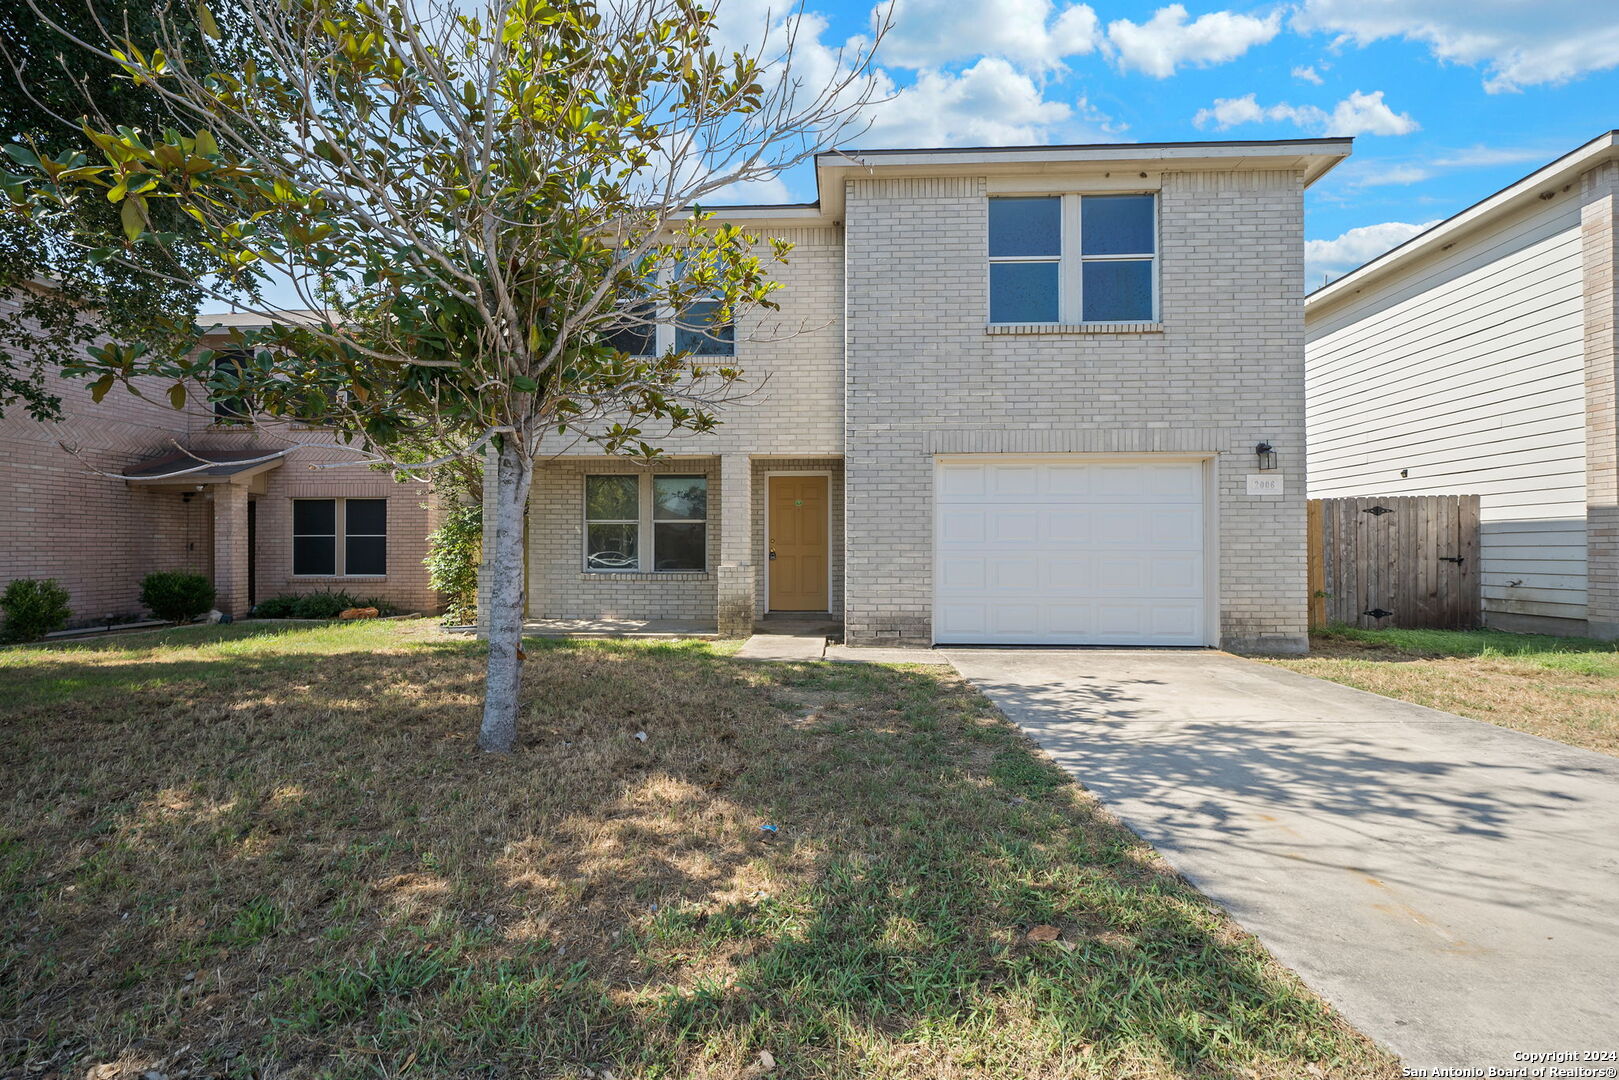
1305, 131, 1619, 638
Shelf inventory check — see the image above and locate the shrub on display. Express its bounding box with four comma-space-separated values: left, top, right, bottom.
1, 578, 72, 643
290, 590, 360, 619
424, 502, 480, 625
139, 572, 215, 624
251, 594, 300, 619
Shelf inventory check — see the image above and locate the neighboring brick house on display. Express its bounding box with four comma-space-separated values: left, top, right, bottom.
0, 302, 439, 624
1306, 131, 1619, 639
488, 138, 1349, 649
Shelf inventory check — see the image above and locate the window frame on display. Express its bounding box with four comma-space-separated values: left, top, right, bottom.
601, 268, 736, 359
583, 475, 642, 572
987, 192, 1159, 327
291, 496, 389, 578
582, 473, 709, 574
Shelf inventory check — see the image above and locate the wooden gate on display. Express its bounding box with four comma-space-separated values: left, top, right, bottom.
1307, 495, 1481, 630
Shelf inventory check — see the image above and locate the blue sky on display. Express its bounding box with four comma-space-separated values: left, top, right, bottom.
703, 0, 1619, 288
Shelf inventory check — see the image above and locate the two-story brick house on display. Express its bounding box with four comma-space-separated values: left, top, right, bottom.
0, 300, 440, 625
493, 138, 1349, 650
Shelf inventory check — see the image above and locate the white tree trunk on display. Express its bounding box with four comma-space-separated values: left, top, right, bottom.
479, 437, 533, 753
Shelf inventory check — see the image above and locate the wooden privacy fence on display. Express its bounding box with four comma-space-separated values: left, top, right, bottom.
1307, 495, 1481, 630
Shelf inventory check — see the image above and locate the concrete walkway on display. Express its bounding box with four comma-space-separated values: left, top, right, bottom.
944, 647, 1619, 1071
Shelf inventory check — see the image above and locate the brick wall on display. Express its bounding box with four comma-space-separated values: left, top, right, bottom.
841, 170, 1310, 650
0, 301, 440, 622
1582, 162, 1619, 639
526, 456, 720, 620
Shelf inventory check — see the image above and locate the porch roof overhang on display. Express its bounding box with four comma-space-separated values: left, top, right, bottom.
123, 448, 288, 486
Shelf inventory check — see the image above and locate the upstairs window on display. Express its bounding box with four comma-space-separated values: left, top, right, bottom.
213, 349, 253, 424
988, 193, 1157, 325
599, 269, 735, 358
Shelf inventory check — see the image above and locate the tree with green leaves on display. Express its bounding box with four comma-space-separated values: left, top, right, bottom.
0, 0, 262, 420
4, 0, 884, 751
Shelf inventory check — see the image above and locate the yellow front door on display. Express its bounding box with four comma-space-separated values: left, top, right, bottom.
769, 475, 829, 611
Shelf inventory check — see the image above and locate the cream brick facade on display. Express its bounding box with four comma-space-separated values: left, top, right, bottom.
0, 301, 439, 625
510, 139, 1344, 650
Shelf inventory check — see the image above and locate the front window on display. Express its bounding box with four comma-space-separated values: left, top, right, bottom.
585, 475, 640, 570
292, 497, 388, 576
212, 349, 253, 425
988, 193, 1157, 325
600, 267, 735, 358
585, 473, 708, 572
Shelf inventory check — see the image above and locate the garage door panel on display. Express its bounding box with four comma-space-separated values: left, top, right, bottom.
989, 558, 1039, 591
938, 510, 986, 544
934, 459, 1209, 646
990, 512, 1040, 543
938, 556, 987, 590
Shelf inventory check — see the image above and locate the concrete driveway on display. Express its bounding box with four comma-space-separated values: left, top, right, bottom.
944, 648, 1619, 1070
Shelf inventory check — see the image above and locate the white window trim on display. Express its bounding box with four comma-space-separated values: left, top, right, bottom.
987, 192, 1159, 327
608, 267, 736, 358
582, 473, 709, 574
291, 497, 389, 578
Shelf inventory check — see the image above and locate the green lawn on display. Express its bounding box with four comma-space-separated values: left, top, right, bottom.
1265, 626, 1619, 756
1, 620, 1393, 1079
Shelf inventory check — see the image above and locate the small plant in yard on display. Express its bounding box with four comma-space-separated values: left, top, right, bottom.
138, 571, 214, 624
424, 503, 481, 626
0, 577, 71, 642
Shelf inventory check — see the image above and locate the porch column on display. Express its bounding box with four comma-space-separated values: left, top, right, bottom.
716, 454, 755, 637
212, 481, 250, 617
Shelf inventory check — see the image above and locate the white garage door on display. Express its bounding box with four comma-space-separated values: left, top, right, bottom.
934, 458, 1208, 645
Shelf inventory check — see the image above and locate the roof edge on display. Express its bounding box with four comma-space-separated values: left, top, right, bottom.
1307, 130, 1619, 312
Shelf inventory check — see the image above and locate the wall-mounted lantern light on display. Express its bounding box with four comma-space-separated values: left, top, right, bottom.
1255, 441, 1277, 471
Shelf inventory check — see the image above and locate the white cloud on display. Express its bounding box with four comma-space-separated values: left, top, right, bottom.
1306, 219, 1440, 286
1193, 89, 1417, 136
702, 176, 795, 205
857, 57, 1081, 147
1295, 1, 1619, 92
877, 0, 1101, 70
1329, 89, 1419, 135
1107, 4, 1281, 78
1352, 164, 1434, 186
1432, 145, 1552, 168
1291, 64, 1323, 84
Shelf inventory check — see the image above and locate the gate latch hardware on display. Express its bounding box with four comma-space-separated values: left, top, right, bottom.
1362, 608, 1394, 619
1439, 556, 1464, 565
1363, 505, 1394, 516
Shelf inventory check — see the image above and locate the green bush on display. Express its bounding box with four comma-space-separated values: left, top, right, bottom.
1, 578, 72, 643
424, 502, 480, 625
250, 594, 300, 618
139, 572, 215, 624
290, 590, 360, 619
251, 592, 400, 619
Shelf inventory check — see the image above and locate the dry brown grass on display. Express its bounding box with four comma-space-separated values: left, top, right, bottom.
1, 619, 1397, 1079
1266, 627, 1619, 757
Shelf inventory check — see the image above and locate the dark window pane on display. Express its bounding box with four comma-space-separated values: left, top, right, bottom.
1082, 259, 1155, 321
585, 475, 638, 520
1081, 194, 1155, 255
988, 197, 1060, 257
604, 302, 656, 356
674, 300, 734, 356
653, 476, 706, 520
653, 523, 705, 570
345, 535, 386, 575
293, 536, 336, 575
293, 499, 335, 536
989, 262, 1060, 323
587, 523, 639, 569
213, 350, 252, 424
345, 498, 386, 536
